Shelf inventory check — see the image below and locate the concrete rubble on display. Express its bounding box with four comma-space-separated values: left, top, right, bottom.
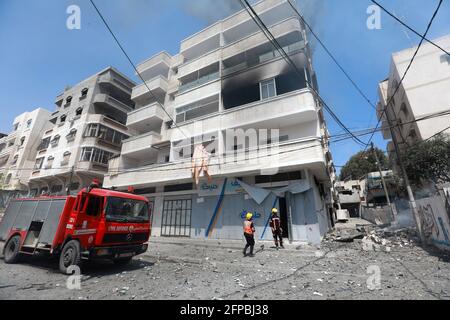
1, 220, 450, 300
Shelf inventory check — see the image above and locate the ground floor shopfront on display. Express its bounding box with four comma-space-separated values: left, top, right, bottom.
144, 171, 333, 245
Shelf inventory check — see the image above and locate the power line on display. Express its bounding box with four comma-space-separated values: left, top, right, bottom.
238, 0, 367, 147
362, 0, 443, 153
2, 107, 449, 174
89, 0, 189, 140
286, 0, 377, 111
371, 0, 450, 57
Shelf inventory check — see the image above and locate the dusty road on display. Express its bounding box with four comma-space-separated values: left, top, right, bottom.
1, 232, 450, 300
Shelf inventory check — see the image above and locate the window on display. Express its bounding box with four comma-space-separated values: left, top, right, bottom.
61, 152, 71, 166
45, 156, 54, 169
50, 185, 63, 194
34, 157, 44, 170
84, 123, 128, 146
86, 196, 102, 217
5, 174, 12, 185
65, 96, 72, 107
51, 135, 60, 147
76, 107, 83, 116
13, 123, 19, 131
400, 103, 409, 118
37, 137, 51, 151
11, 155, 19, 165
26, 119, 32, 128
260, 78, 277, 100
20, 137, 25, 146
255, 171, 303, 184
80, 88, 89, 100
80, 147, 113, 165
66, 129, 77, 141
175, 96, 219, 123
60, 115, 67, 123
8, 141, 14, 147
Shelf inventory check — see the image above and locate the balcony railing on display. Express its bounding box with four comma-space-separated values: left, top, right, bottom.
178, 71, 220, 94
223, 41, 304, 77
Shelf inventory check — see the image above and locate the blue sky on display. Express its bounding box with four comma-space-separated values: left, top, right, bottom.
1, 0, 449, 173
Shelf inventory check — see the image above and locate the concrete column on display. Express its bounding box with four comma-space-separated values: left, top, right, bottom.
151, 195, 164, 237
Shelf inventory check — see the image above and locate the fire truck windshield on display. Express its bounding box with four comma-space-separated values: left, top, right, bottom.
105, 197, 150, 223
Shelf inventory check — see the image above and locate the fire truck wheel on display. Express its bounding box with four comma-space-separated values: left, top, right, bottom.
59, 240, 81, 274
4, 235, 22, 264
113, 257, 133, 266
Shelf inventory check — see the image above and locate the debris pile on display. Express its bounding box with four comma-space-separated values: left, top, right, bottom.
361, 227, 418, 252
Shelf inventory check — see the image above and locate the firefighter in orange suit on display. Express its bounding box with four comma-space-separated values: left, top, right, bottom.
243, 213, 256, 257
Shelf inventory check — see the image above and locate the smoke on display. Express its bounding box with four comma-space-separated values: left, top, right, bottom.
179, 0, 327, 52
179, 0, 246, 24
294, 0, 327, 53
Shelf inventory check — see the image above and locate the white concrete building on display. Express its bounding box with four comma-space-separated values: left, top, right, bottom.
28, 67, 135, 196
377, 34, 450, 156
0, 108, 52, 192
104, 0, 335, 244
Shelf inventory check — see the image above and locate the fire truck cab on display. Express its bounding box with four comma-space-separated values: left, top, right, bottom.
0, 184, 151, 274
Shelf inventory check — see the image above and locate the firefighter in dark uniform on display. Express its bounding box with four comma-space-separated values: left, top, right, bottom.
243, 213, 256, 257
270, 208, 284, 249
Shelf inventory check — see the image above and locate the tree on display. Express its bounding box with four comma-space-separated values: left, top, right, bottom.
401, 133, 450, 186
339, 147, 390, 181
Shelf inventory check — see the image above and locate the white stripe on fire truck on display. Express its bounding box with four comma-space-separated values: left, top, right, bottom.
73, 229, 97, 235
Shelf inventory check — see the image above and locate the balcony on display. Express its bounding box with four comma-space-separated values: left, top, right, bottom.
131, 76, 168, 102
178, 71, 220, 95
178, 49, 222, 79
98, 69, 135, 95
104, 138, 326, 189
136, 52, 172, 81
127, 103, 165, 133
93, 94, 134, 114
171, 89, 318, 141
222, 17, 302, 61
121, 131, 162, 159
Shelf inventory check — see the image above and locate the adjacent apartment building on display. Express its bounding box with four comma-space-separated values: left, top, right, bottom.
377, 34, 450, 157
27, 67, 135, 196
0, 108, 52, 193
104, 0, 335, 244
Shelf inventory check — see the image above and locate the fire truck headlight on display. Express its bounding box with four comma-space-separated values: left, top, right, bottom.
96, 249, 110, 256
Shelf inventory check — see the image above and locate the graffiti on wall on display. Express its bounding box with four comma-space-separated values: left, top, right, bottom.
239, 210, 262, 220
417, 196, 450, 250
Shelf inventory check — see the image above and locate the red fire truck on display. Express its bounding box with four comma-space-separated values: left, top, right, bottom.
0, 184, 151, 274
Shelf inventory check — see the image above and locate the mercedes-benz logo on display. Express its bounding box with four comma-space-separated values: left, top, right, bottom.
126, 233, 133, 242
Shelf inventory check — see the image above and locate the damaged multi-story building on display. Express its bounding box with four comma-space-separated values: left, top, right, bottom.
102, 0, 336, 244
27, 67, 135, 196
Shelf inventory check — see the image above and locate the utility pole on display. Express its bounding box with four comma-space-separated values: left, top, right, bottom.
384, 104, 424, 243
371, 142, 397, 222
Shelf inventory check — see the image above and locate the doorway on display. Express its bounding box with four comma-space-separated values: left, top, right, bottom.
279, 197, 289, 239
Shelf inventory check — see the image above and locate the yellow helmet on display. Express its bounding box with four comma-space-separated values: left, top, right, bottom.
246, 213, 253, 220
272, 208, 278, 214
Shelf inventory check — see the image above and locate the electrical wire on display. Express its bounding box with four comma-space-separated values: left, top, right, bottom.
89, 0, 189, 140
286, 0, 377, 111
371, 0, 450, 57
361, 0, 444, 153
238, 0, 367, 147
